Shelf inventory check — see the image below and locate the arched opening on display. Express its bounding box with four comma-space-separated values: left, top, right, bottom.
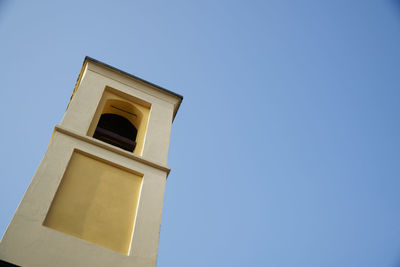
93, 113, 138, 152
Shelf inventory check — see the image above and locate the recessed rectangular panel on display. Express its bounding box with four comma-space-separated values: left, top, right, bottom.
43, 151, 142, 255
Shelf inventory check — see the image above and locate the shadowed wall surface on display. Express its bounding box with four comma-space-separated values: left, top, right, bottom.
44, 151, 143, 255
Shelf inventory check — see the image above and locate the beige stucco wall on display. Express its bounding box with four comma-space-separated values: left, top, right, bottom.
0, 128, 168, 267
0, 58, 182, 267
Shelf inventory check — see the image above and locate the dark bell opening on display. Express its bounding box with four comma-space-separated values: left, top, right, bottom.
93, 113, 137, 152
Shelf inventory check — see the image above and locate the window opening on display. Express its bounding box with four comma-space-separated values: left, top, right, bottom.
93, 113, 137, 152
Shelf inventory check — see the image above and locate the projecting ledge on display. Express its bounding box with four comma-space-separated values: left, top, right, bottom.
54, 125, 171, 175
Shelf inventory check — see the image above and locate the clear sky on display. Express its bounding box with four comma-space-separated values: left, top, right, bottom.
1, 1, 400, 266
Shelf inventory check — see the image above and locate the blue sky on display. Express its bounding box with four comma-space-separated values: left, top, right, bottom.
1, 1, 400, 266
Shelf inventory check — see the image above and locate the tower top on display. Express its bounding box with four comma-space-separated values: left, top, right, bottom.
71, 56, 183, 119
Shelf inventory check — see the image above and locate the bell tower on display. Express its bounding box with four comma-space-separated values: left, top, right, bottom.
0, 57, 183, 267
